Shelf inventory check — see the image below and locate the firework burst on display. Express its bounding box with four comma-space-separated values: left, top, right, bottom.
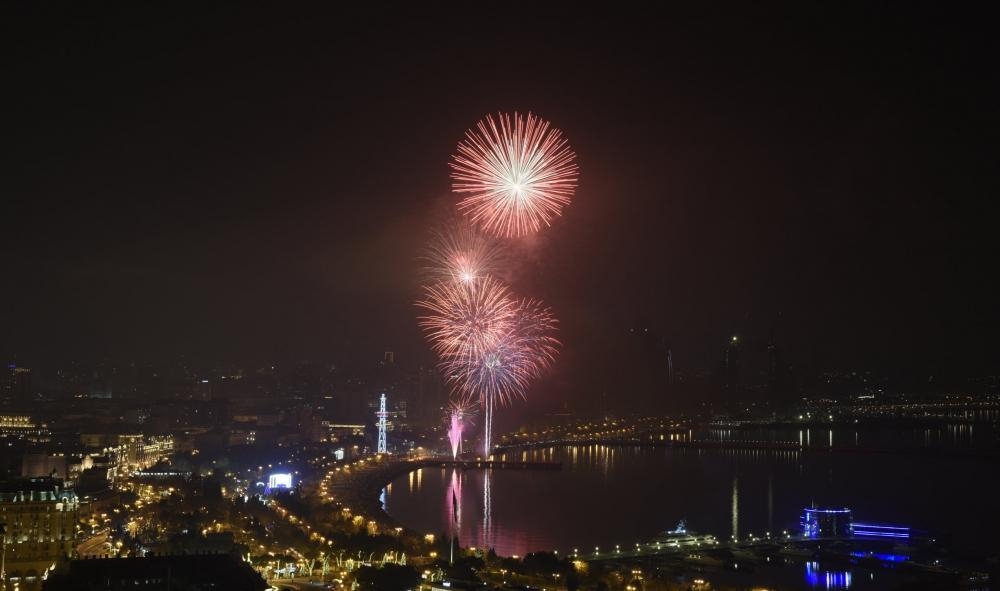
422, 219, 508, 287
447, 297, 559, 456
416, 276, 517, 365
450, 112, 578, 237
445, 397, 478, 422
444, 398, 476, 459
419, 281, 559, 456
454, 297, 559, 406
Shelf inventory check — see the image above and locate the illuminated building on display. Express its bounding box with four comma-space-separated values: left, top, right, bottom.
0, 415, 50, 444
801, 506, 915, 541
131, 468, 192, 481
111, 434, 175, 472
851, 522, 912, 539
324, 423, 366, 437
0, 415, 36, 431
0, 479, 78, 590
377, 393, 388, 454
227, 429, 257, 446
800, 507, 852, 538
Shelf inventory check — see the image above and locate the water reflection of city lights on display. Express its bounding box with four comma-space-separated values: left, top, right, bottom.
805, 560, 852, 589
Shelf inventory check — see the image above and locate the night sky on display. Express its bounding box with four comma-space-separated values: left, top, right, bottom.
4, 5, 998, 400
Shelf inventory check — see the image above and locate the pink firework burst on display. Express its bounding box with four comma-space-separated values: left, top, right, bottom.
452, 297, 560, 406
444, 398, 476, 459
450, 112, 578, 238
447, 297, 559, 456
422, 218, 508, 287
416, 276, 517, 366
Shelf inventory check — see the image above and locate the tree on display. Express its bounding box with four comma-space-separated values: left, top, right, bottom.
355, 564, 420, 591
522, 551, 566, 576
565, 569, 580, 591
446, 555, 484, 581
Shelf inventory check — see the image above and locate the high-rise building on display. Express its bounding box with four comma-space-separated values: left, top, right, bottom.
723, 336, 740, 392
6, 364, 32, 402
767, 341, 783, 395
20, 454, 68, 480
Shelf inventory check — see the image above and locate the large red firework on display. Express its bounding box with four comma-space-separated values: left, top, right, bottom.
450, 112, 578, 237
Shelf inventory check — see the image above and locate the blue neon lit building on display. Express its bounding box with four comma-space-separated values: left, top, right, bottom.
851, 522, 911, 539
801, 507, 852, 538
801, 506, 916, 541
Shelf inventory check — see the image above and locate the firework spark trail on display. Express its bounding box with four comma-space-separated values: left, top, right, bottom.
451, 112, 578, 237
447, 412, 463, 459
445, 398, 475, 459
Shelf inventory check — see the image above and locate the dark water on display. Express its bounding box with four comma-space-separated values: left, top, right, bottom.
383, 426, 1000, 563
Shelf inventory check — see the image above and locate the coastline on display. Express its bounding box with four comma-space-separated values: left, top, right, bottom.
327, 458, 416, 532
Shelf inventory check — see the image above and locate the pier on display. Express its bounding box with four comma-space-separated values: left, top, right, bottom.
412, 458, 562, 470
496, 438, 803, 453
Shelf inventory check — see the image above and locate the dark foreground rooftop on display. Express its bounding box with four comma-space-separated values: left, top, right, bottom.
43, 553, 268, 591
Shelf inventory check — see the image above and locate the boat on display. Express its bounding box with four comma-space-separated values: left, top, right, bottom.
651, 520, 718, 548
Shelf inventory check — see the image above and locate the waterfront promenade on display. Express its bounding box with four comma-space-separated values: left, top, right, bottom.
496, 436, 1000, 459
